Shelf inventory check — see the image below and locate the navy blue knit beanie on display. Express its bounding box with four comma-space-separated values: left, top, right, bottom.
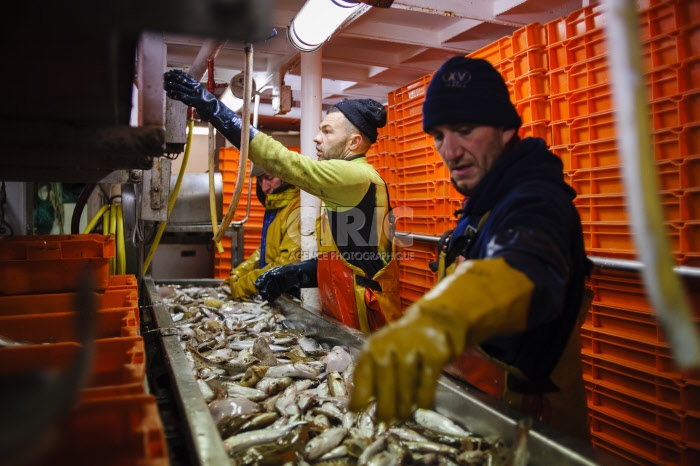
422, 56, 521, 132
333, 98, 387, 143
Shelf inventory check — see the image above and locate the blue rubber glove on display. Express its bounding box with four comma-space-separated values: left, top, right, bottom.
255, 258, 319, 302
163, 69, 257, 148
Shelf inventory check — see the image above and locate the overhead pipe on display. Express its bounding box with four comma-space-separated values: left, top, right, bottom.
187, 39, 227, 82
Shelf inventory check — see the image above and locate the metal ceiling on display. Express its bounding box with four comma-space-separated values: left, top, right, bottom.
0, 0, 589, 181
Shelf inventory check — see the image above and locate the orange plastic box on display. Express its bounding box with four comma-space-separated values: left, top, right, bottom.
588, 409, 699, 466
395, 215, 456, 237
388, 74, 431, 109
468, 36, 514, 64
520, 120, 552, 146
393, 198, 462, 221
398, 281, 430, 306
0, 288, 138, 317
515, 96, 551, 124
107, 273, 138, 290
0, 336, 146, 399
582, 353, 700, 414
638, 0, 696, 42
651, 91, 700, 131
653, 123, 700, 161
31, 394, 168, 466
642, 24, 700, 71
550, 138, 621, 171
395, 180, 454, 201
511, 72, 549, 102
587, 383, 700, 449
394, 162, 450, 185
0, 308, 138, 344
0, 234, 115, 295
511, 23, 547, 54
399, 264, 438, 289
511, 48, 548, 78
646, 57, 700, 101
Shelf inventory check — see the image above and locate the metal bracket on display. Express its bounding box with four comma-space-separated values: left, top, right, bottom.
141, 158, 171, 221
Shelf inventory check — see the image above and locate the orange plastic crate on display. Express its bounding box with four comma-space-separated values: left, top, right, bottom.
587, 383, 700, 448
468, 36, 514, 64
0, 308, 138, 344
510, 23, 547, 54
33, 394, 169, 466
551, 138, 621, 171
639, 0, 697, 41
654, 123, 700, 160
390, 129, 433, 153
388, 74, 431, 108
394, 162, 450, 185
642, 24, 700, 71
0, 234, 115, 295
395, 181, 454, 201
652, 91, 700, 130
582, 353, 700, 414
398, 281, 430, 307
511, 47, 548, 78
589, 409, 700, 466
519, 120, 552, 146
108, 274, 138, 290
646, 57, 700, 101
395, 215, 456, 237
396, 145, 443, 169
393, 198, 462, 221
0, 337, 146, 399
511, 72, 549, 102
515, 96, 551, 124
0, 288, 137, 317
399, 265, 438, 289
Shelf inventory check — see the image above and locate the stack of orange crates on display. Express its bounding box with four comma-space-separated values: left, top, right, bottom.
381, 1, 700, 463
0, 234, 168, 465
216, 145, 302, 279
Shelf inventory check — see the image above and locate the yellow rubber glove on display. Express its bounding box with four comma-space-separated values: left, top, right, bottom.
349, 257, 534, 423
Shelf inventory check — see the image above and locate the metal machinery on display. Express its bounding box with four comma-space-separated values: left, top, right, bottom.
143, 277, 628, 466
149, 173, 245, 280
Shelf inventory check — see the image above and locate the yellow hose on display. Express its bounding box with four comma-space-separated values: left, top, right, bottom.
208, 123, 224, 253
116, 205, 126, 275
142, 119, 194, 273
83, 204, 111, 234
109, 204, 117, 275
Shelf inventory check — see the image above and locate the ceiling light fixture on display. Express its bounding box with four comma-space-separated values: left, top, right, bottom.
288, 0, 370, 52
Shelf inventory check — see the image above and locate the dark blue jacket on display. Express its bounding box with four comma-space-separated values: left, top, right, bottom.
446, 137, 591, 382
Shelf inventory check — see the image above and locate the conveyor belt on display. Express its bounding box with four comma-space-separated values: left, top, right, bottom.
143, 277, 628, 466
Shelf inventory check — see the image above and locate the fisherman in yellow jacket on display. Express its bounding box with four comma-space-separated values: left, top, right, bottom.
164, 71, 402, 332
223, 166, 301, 301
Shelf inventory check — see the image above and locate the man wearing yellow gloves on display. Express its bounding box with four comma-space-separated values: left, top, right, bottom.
223, 166, 301, 300
350, 57, 593, 442
164, 71, 402, 333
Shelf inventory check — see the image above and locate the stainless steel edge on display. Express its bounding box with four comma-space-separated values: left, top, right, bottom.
147, 278, 629, 465
144, 278, 231, 466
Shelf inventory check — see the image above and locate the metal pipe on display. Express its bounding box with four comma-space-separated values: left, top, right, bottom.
398, 231, 700, 278
187, 39, 227, 82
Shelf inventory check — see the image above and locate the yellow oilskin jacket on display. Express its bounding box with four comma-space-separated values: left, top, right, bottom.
227, 186, 301, 300
248, 133, 402, 331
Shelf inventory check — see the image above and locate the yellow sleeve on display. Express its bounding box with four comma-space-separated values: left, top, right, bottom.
249, 133, 373, 209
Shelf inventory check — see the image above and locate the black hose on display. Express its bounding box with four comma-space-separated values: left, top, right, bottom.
71, 183, 96, 235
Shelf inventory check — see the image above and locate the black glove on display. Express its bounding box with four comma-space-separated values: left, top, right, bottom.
163, 69, 257, 148
255, 258, 319, 302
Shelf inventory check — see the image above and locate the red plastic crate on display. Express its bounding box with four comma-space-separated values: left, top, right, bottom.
0, 336, 146, 399
0, 234, 115, 295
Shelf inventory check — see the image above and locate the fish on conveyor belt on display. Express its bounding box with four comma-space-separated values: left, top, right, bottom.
159, 284, 520, 465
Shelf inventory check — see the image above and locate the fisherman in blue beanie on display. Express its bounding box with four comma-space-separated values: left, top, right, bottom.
352, 56, 593, 444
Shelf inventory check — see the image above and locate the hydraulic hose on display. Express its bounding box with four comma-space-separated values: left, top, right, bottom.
116, 205, 126, 275
142, 119, 194, 274
83, 205, 111, 235
206, 59, 225, 254
71, 183, 96, 235
604, 0, 700, 368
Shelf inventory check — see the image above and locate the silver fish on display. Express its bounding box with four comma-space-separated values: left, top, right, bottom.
305, 427, 348, 461
412, 409, 472, 437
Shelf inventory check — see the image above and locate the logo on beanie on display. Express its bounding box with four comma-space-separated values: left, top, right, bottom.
442, 70, 471, 88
